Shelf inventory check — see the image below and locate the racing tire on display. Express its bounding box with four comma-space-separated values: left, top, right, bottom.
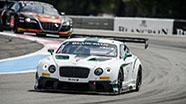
135, 67, 142, 92
14, 18, 24, 34
34, 72, 43, 92
59, 35, 69, 38
0, 24, 4, 32
36, 33, 46, 37
114, 69, 123, 95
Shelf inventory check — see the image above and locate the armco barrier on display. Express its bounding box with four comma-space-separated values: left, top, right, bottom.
69, 16, 114, 30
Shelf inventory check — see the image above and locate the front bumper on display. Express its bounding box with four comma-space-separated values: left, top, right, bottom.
18, 19, 72, 35
36, 77, 113, 92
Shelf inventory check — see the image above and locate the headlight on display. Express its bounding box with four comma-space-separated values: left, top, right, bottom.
105, 67, 112, 74
42, 64, 48, 70
94, 68, 103, 76
63, 21, 70, 26
25, 18, 31, 22
48, 65, 56, 73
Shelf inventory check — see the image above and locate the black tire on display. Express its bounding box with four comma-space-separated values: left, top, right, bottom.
36, 33, 46, 37
135, 67, 142, 91
0, 24, 4, 32
34, 72, 43, 91
114, 69, 123, 95
14, 17, 24, 34
59, 35, 69, 38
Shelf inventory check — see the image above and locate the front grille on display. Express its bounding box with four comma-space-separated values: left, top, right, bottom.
41, 22, 60, 31
60, 66, 90, 78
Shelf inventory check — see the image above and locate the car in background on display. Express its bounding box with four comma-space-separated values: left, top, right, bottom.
0, 1, 72, 37
34, 34, 148, 95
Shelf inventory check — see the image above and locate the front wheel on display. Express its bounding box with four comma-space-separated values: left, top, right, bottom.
135, 67, 142, 91
0, 24, 4, 32
113, 69, 123, 95
34, 72, 43, 91
14, 18, 24, 34
36, 33, 46, 37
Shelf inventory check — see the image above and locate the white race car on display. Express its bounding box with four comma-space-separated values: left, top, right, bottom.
34, 34, 148, 95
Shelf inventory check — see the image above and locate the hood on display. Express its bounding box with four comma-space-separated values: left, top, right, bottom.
54, 54, 114, 68
23, 12, 62, 23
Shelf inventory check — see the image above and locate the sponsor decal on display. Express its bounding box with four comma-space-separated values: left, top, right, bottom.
42, 73, 50, 77
54, 23, 59, 28
114, 18, 173, 35
68, 78, 79, 81
118, 25, 169, 35
140, 20, 147, 27
176, 29, 186, 35
173, 20, 186, 36
99, 76, 110, 80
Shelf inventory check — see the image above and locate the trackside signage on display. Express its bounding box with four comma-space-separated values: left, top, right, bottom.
173, 20, 186, 36
114, 17, 174, 35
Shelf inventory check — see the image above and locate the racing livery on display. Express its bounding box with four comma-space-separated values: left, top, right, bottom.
34, 34, 148, 95
0, 1, 72, 37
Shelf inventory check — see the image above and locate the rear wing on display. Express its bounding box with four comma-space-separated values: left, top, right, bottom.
69, 34, 149, 49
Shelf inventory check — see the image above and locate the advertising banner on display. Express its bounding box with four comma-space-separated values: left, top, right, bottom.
114, 17, 174, 35
173, 20, 186, 36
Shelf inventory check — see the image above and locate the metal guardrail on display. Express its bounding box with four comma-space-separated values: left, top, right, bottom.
69, 16, 114, 30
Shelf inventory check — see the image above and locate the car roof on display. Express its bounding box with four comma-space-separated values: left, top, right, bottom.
64, 38, 123, 45
18, 1, 52, 6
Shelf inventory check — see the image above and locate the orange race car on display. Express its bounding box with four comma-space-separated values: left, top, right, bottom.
0, 1, 72, 37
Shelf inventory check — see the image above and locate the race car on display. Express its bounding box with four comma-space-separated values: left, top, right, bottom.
34, 34, 148, 95
0, 1, 72, 37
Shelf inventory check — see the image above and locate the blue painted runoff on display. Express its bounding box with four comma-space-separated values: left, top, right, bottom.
0, 54, 49, 73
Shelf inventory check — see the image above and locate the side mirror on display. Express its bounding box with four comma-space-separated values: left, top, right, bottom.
61, 12, 65, 16
48, 49, 54, 55
123, 53, 132, 61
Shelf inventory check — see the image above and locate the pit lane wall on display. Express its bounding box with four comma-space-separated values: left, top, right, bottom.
69, 16, 186, 36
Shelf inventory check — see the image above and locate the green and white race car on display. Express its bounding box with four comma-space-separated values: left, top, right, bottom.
34, 34, 148, 95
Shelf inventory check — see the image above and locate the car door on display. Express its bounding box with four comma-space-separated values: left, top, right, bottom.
4, 2, 20, 27
120, 44, 133, 82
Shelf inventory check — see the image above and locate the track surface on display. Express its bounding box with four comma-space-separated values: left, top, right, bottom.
0, 35, 43, 59
1, 30, 186, 104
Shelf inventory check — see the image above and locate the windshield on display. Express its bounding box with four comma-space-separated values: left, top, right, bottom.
20, 3, 60, 15
56, 41, 117, 57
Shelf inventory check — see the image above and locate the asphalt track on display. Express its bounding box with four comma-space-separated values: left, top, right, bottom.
1, 30, 186, 104
0, 35, 43, 59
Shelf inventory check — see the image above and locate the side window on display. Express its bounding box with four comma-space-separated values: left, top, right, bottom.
120, 44, 126, 59
124, 45, 130, 53
9, 3, 20, 12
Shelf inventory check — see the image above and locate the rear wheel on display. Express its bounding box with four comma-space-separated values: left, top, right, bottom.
135, 67, 142, 91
